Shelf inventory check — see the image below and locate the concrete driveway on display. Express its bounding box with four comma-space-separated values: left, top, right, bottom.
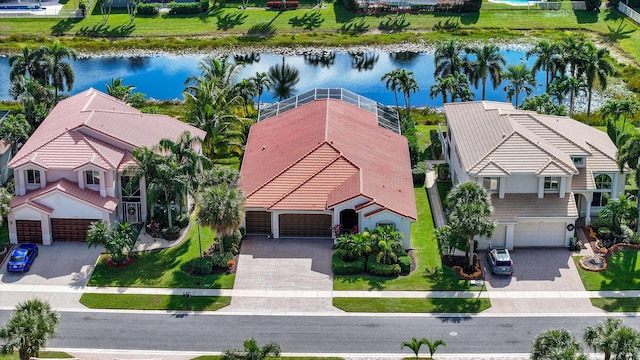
220, 236, 340, 313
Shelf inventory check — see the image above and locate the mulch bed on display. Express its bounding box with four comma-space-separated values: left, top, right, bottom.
105, 255, 135, 268
442, 254, 483, 280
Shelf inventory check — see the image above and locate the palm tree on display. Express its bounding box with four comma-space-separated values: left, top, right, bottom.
434, 38, 463, 78
401, 337, 424, 359
158, 131, 206, 209
9, 75, 54, 128
381, 69, 402, 111
197, 184, 246, 252
445, 182, 495, 268
43, 40, 77, 101
430, 76, 451, 104
250, 71, 273, 112
618, 132, 640, 232
0, 299, 60, 360
560, 35, 587, 114
578, 42, 613, 124
448, 73, 474, 102
8, 45, 47, 85
602, 99, 639, 146
583, 317, 640, 360
222, 338, 281, 360
87, 221, 138, 264
233, 78, 257, 116
185, 56, 240, 91
503, 63, 537, 109
0, 113, 32, 154
561, 76, 587, 116
422, 338, 447, 359
268, 59, 300, 101
526, 40, 561, 91
106, 78, 135, 101
465, 44, 505, 100
531, 329, 587, 360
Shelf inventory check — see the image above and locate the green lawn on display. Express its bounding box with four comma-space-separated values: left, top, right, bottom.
591, 297, 640, 312
333, 187, 472, 291
193, 357, 344, 360
87, 218, 235, 288
79, 293, 231, 310
574, 250, 640, 291
333, 297, 491, 313
0, 352, 74, 359
416, 125, 439, 153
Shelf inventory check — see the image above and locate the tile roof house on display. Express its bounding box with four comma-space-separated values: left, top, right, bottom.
440, 101, 627, 249
239, 89, 417, 248
7, 88, 206, 245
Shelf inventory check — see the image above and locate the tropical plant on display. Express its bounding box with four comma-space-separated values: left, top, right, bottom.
381, 68, 419, 112
8, 76, 54, 127
598, 193, 636, 236
0, 113, 32, 154
521, 94, 567, 115
87, 220, 139, 264
422, 338, 447, 359
448, 73, 474, 102
464, 44, 506, 100
602, 99, 640, 146
106, 78, 135, 101
584, 317, 640, 360
617, 133, 640, 232
8, 46, 47, 85
42, 40, 77, 101
198, 166, 240, 188
435, 223, 466, 260
526, 40, 561, 91
434, 38, 463, 78
250, 71, 273, 111
197, 184, 246, 253
401, 337, 424, 359
221, 338, 281, 360
531, 329, 587, 360
445, 182, 495, 268
579, 42, 613, 124
430, 76, 451, 104
268, 59, 300, 101
503, 63, 537, 109
0, 299, 60, 360
158, 130, 207, 205
560, 76, 587, 116
233, 78, 257, 116
335, 232, 372, 261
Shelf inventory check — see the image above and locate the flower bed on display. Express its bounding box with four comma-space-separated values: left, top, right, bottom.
586, 226, 640, 255
266, 1, 299, 9
443, 255, 483, 280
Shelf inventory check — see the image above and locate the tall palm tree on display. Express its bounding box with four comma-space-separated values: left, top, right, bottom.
445, 181, 495, 268
250, 71, 273, 112
0, 299, 60, 360
464, 44, 505, 100
617, 132, 640, 232
381, 69, 402, 111
584, 317, 639, 360
268, 59, 300, 101
43, 40, 77, 101
531, 329, 587, 360
448, 73, 474, 102
561, 76, 587, 116
9, 75, 54, 127
222, 338, 281, 360
197, 184, 245, 252
185, 56, 240, 92
560, 35, 587, 114
526, 40, 561, 91
233, 78, 257, 116
430, 76, 451, 104
396, 69, 419, 112
8, 45, 47, 85
401, 337, 424, 359
602, 99, 639, 146
106, 78, 135, 101
434, 38, 463, 78
579, 42, 614, 124
503, 63, 537, 109
422, 338, 447, 359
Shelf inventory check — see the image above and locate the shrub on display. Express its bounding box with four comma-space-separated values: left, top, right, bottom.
584, 0, 601, 10
162, 226, 181, 241
220, 230, 242, 255
332, 251, 366, 274
137, 3, 160, 15
437, 163, 450, 180
430, 129, 443, 160
395, 247, 407, 257
398, 255, 411, 274
210, 251, 234, 269
266, 0, 299, 9
167, 1, 202, 14
598, 227, 611, 238
340, 0, 357, 11
200, 0, 209, 12
79, 0, 87, 15
188, 257, 213, 275
412, 165, 426, 187
175, 213, 190, 229
367, 257, 400, 277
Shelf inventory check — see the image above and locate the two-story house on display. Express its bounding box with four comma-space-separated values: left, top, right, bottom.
440, 101, 627, 249
7, 88, 206, 245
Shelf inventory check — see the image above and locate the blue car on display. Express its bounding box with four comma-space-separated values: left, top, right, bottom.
6, 244, 39, 273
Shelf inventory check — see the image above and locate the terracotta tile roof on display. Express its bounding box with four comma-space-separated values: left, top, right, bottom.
240, 99, 417, 220
10, 178, 118, 212
9, 88, 206, 171
491, 193, 578, 222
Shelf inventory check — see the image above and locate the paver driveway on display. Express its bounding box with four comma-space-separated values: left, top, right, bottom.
220, 236, 341, 313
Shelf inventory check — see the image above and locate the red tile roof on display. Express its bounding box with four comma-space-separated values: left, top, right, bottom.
11, 178, 119, 212
240, 99, 416, 220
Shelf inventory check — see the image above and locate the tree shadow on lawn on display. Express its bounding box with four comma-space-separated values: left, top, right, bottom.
434, 12, 479, 26
596, 250, 640, 290
574, 9, 598, 24
51, 17, 83, 35
217, 11, 249, 29
76, 22, 135, 37
289, 9, 325, 29
422, 266, 472, 290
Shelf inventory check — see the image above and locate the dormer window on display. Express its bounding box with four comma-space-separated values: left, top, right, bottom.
26, 169, 41, 185
85, 170, 100, 186
572, 157, 585, 167
544, 177, 560, 191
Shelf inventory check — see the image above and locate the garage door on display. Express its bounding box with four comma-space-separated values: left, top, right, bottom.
514, 222, 566, 247
16, 220, 42, 244
245, 211, 272, 234
279, 214, 332, 237
481, 224, 506, 249
51, 218, 98, 242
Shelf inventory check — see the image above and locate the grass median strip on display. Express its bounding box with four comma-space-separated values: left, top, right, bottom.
79, 293, 231, 311
333, 297, 491, 313
590, 298, 640, 312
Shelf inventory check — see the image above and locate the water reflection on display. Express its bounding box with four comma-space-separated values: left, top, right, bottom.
349, 52, 379, 71
304, 51, 336, 68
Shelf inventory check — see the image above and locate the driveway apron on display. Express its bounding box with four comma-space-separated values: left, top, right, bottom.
220, 236, 341, 313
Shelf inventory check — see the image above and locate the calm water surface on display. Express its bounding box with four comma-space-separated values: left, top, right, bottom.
0, 51, 545, 107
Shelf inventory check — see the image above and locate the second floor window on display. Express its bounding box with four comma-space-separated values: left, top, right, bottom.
544, 177, 560, 191
85, 170, 100, 186
26, 169, 40, 185
483, 177, 499, 191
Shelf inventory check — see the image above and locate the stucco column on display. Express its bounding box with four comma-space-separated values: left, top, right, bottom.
585, 200, 592, 226
99, 170, 106, 197
41, 213, 51, 245
272, 212, 279, 238
8, 213, 17, 244
16, 170, 25, 196
559, 178, 566, 198
505, 224, 515, 250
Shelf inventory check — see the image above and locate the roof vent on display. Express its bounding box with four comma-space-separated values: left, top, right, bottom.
262, 146, 266, 151
502, 133, 506, 138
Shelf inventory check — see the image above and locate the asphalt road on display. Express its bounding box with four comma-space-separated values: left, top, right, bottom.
0, 311, 633, 355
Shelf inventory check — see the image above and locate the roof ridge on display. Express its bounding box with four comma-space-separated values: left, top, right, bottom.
268, 153, 350, 209
511, 130, 577, 174
472, 158, 511, 176
513, 113, 593, 156
74, 130, 122, 169
246, 142, 339, 198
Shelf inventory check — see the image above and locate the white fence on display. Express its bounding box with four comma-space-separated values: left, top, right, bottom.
618, 2, 640, 25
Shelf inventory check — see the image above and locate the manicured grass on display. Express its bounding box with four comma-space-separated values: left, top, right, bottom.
436, 180, 452, 208
591, 297, 640, 312
574, 250, 640, 291
333, 188, 473, 291
333, 297, 491, 313
87, 218, 235, 288
416, 125, 439, 153
0, 351, 74, 359
79, 293, 231, 310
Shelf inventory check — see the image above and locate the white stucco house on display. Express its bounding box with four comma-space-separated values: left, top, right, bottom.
239, 89, 417, 248
7, 88, 206, 245
440, 101, 627, 249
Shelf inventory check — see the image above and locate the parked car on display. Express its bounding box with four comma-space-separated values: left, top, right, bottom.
6, 244, 39, 273
486, 246, 513, 275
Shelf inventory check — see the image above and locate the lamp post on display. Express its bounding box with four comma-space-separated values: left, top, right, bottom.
196, 217, 204, 278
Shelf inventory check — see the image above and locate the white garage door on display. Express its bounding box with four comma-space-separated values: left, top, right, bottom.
479, 224, 506, 249
514, 222, 566, 247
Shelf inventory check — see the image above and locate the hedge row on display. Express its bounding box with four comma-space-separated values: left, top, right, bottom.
332, 251, 366, 275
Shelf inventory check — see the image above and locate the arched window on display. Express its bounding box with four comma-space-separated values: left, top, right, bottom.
592, 174, 613, 207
